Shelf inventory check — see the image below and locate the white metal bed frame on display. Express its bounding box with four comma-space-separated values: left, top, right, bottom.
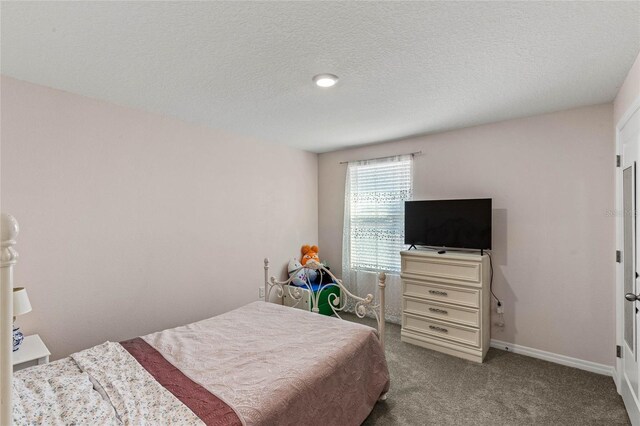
1, 213, 19, 425
263, 257, 386, 351
0, 214, 387, 423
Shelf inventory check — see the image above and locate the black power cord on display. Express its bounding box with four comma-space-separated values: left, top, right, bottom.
486, 251, 500, 306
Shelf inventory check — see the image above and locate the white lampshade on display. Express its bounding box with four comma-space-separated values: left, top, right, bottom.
13, 287, 32, 317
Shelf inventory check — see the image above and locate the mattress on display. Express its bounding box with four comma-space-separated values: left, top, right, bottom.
13, 301, 390, 425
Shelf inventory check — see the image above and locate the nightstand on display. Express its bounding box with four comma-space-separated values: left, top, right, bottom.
12, 334, 50, 372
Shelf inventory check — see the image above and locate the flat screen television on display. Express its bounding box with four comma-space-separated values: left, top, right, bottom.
405, 199, 492, 250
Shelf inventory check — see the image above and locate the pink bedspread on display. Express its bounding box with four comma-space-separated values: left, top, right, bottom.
143, 301, 390, 426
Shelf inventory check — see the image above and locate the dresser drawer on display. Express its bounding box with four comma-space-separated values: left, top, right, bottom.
403, 314, 480, 347
402, 255, 481, 285
403, 279, 480, 308
403, 297, 480, 327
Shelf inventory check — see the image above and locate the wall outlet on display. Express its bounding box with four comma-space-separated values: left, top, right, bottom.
259, 287, 265, 299
496, 302, 504, 314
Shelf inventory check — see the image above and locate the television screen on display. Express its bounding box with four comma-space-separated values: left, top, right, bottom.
405, 199, 492, 250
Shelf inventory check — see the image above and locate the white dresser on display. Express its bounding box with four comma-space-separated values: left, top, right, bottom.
400, 250, 490, 363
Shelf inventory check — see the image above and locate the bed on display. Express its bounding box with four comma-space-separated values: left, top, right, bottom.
0, 213, 390, 425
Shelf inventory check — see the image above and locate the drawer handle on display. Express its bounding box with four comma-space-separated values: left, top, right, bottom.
429, 325, 448, 333
428, 290, 448, 296
428, 307, 448, 315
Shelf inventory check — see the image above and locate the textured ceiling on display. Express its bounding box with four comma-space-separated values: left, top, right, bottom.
2, 1, 639, 153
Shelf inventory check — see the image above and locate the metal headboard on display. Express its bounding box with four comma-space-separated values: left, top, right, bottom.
263, 258, 386, 351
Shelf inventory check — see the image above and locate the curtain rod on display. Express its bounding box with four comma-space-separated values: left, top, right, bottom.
339, 151, 422, 165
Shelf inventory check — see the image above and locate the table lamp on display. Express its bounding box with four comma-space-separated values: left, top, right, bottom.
12, 287, 32, 352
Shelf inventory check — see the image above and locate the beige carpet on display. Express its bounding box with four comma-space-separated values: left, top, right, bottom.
348, 317, 629, 425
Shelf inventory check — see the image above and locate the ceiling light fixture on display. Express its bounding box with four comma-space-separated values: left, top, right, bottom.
313, 73, 339, 88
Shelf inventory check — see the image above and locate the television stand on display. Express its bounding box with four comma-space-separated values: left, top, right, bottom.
400, 249, 490, 363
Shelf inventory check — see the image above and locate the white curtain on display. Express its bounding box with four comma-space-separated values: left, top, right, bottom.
342, 154, 413, 324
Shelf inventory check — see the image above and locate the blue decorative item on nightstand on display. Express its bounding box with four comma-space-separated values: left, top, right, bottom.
12, 287, 32, 352
13, 326, 24, 352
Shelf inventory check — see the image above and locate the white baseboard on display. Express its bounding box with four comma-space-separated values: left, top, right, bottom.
490, 339, 615, 377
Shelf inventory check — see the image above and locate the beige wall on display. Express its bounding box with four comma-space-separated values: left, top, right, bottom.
0, 71, 623, 367
319, 104, 615, 366
0, 76, 318, 359
615, 51, 640, 125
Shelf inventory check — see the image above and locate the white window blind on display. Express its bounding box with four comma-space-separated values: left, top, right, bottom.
344, 155, 413, 273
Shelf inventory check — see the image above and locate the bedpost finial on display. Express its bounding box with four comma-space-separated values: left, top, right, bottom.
264, 258, 269, 266
378, 271, 386, 286
1, 213, 19, 266
0, 213, 19, 244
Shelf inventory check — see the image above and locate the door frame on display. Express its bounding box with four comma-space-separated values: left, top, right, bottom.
617, 95, 640, 425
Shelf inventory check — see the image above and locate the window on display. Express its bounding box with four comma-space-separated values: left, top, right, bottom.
343, 155, 413, 273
